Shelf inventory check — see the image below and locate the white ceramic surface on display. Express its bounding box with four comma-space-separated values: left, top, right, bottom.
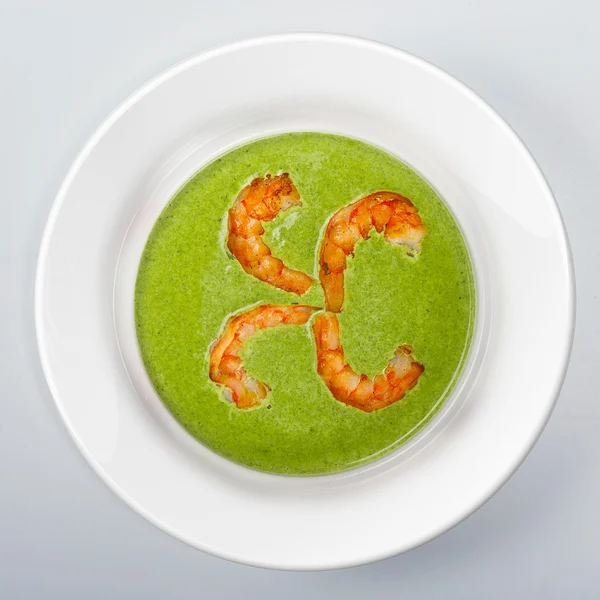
35, 34, 574, 570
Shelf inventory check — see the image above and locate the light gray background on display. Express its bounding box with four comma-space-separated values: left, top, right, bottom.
1, 0, 597, 597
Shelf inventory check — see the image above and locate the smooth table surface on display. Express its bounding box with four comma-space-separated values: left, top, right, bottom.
0, 0, 597, 597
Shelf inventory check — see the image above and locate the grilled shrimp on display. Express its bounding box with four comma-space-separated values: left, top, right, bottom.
319, 192, 427, 312
209, 303, 319, 408
227, 174, 314, 295
312, 312, 424, 412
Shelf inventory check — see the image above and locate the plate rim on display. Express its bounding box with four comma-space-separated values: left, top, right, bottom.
35, 32, 576, 570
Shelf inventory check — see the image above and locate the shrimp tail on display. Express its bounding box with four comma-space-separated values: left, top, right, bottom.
319, 192, 427, 312
209, 304, 320, 408
227, 174, 314, 295
312, 312, 424, 412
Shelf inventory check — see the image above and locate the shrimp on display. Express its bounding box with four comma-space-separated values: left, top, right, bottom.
312, 312, 424, 412
227, 174, 314, 295
209, 303, 319, 408
319, 191, 427, 312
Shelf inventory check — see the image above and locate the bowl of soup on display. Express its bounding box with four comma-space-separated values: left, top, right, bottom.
36, 34, 574, 569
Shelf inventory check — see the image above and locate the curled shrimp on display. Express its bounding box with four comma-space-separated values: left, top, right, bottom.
227, 174, 314, 295
319, 191, 427, 312
209, 303, 319, 408
313, 312, 424, 412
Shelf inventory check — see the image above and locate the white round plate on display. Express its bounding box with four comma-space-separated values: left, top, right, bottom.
36, 34, 574, 570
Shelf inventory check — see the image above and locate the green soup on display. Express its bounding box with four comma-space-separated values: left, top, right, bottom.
135, 133, 475, 475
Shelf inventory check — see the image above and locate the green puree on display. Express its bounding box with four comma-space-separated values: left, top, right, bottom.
135, 133, 475, 475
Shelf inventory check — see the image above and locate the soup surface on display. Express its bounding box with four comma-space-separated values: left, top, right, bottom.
135, 133, 475, 475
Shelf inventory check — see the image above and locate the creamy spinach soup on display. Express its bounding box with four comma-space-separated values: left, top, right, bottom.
135, 133, 475, 475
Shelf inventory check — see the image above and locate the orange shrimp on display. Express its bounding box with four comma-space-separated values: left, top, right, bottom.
312, 312, 424, 412
319, 192, 427, 312
227, 174, 314, 295
209, 303, 319, 408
